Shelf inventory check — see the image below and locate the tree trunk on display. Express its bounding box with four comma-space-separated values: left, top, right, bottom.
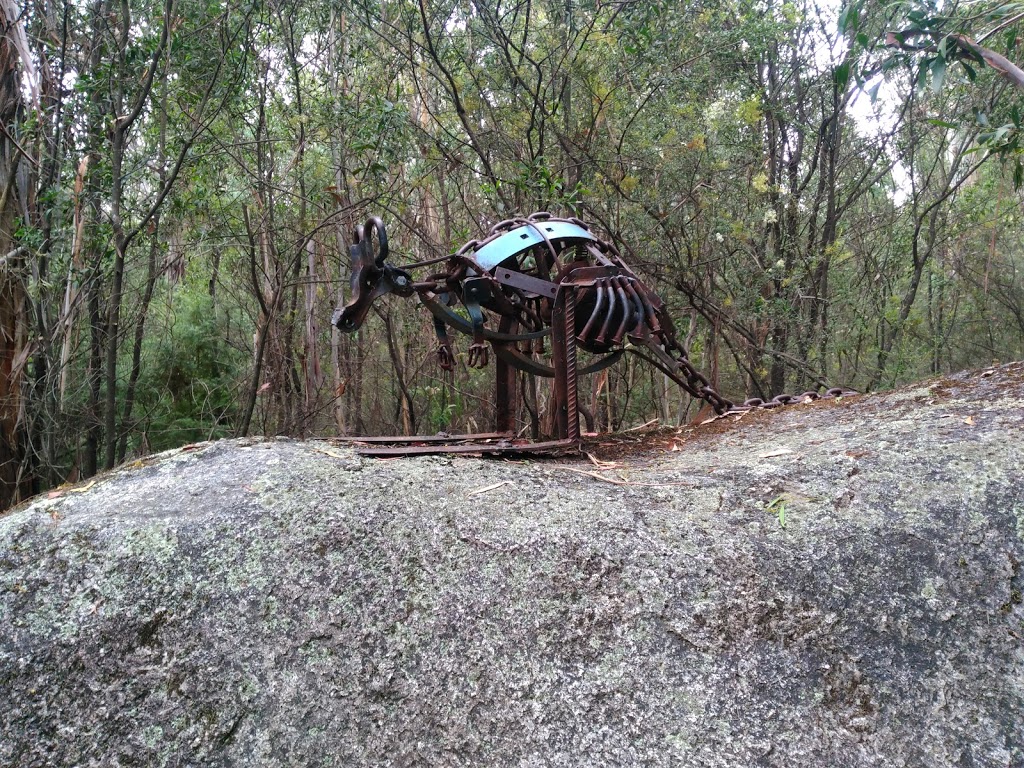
0, 0, 34, 509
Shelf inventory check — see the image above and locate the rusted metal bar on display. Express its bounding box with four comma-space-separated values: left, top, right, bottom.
333, 432, 514, 444
551, 286, 570, 442
494, 316, 518, 434
353, 438, 578, 457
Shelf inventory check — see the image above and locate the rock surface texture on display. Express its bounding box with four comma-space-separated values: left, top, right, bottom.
2, 364, 1024, 767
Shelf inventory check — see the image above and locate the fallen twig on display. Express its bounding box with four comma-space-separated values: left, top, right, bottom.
624, 418, 660, 433
467, 480, 512, 497
585, 452, 622, 470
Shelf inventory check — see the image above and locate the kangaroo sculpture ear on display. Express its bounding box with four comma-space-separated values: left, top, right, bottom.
363, 216, 388, 267
349, 216, 388, 269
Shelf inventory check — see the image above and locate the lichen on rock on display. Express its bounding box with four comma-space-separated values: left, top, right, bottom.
2, 364, 1023, 767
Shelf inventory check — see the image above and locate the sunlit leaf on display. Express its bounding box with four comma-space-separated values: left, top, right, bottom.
834, 61, 851, 91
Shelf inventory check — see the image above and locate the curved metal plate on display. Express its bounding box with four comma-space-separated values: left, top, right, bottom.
493, 345, 624, 378
474, 221, 597, 271
420, 296, 550, 342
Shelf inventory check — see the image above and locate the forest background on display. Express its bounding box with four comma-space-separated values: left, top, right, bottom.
2, 0, 1024, 510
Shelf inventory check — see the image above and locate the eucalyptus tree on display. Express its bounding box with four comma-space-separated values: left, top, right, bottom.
838, 0, 1023, 384
0, 0, 35, 509
0, 0, 253, 508
561, 1, 898, 399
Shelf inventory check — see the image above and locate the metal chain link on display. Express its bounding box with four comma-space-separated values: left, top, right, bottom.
650, 274, 854, 415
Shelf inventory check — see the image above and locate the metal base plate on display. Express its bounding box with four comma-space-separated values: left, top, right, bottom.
337, 434, 580, 458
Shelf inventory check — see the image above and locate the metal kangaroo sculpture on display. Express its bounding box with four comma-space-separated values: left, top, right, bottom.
333, 212, 852, 456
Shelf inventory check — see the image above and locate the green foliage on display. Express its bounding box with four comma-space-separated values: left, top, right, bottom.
134, 287, 245, 453
845, 0, 1024, 184
766, 496, 788, 529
